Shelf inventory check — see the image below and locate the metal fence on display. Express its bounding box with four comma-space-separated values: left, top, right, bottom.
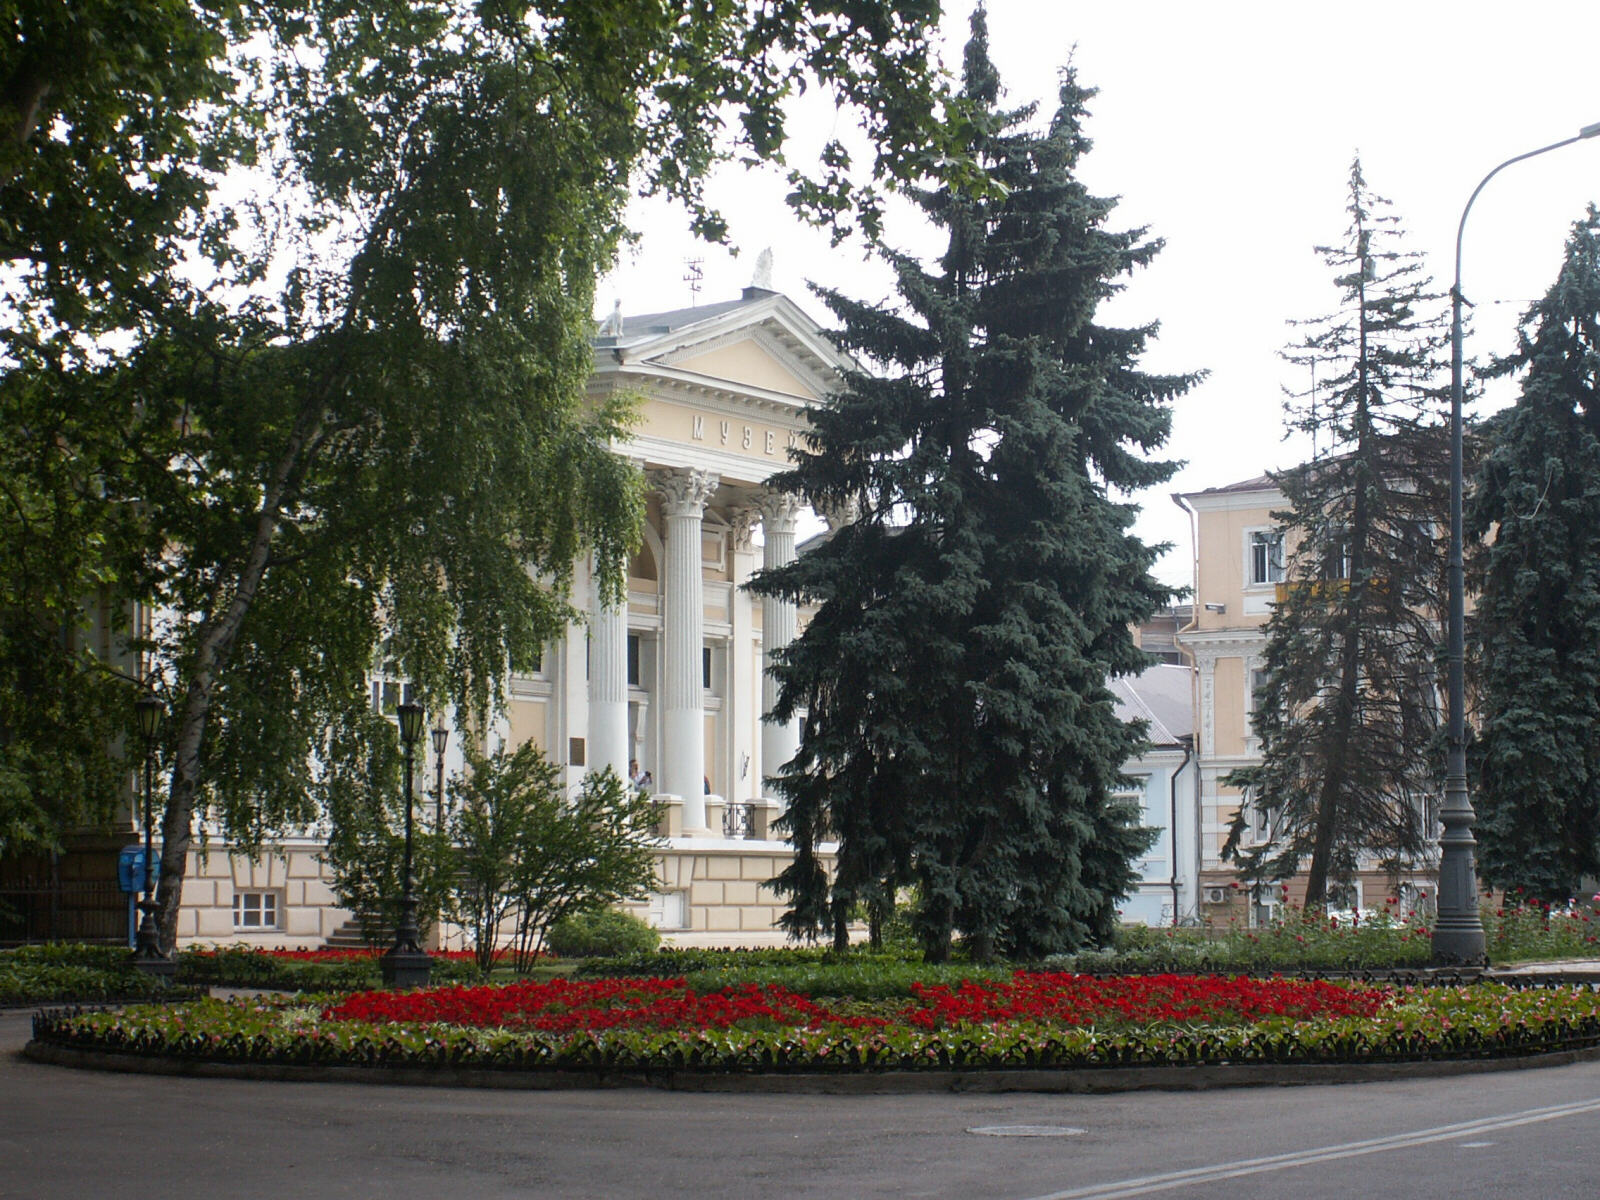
0, 879, 128, 945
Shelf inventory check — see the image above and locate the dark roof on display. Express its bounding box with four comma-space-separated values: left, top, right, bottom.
1109, 663, 1195, 748
594, 289, 782, 349
1191, 471, 1277, 496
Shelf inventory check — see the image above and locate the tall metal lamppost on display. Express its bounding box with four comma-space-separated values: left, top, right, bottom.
381, 701, 432, 989
432, 716, 449, 829
132, 693, 174, 978
1434, 120, 1600, 964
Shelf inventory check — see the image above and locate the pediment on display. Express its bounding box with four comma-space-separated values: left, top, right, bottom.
599, 291, 851, 405
662, 332, 820, 400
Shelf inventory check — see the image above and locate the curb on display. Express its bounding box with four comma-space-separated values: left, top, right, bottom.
22, 1038, 1600, 1094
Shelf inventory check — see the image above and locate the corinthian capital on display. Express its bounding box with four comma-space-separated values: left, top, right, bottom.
653, 468, 719, 517
816, 493, 860, 532
728, 506, 759, 553
755, 487, 804, 534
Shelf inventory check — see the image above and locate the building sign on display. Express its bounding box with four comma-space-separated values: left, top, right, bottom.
691, 414, 801, 457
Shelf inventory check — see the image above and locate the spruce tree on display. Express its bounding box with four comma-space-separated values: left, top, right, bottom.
750, 13, 1194, 961
1469, 208, 1600, 903
1224, 161, 1451, 906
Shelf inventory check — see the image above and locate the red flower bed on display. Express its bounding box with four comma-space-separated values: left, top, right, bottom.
323, 972, 1390, 1034
905, 973, 1388, 1028
328, 977, 886, 1033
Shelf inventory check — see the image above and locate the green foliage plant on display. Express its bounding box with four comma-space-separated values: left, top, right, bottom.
1226, 159, 1451, 905
2, 1, 961, 947
445, 748, 661, 972
1469, 209, 1600, 903
748, 11, 1194, 964
546, 909, 661, 959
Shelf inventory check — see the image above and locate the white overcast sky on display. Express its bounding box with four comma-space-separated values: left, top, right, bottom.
598, 1, 1600, 588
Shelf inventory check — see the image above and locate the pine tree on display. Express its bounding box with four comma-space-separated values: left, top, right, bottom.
1469, 208, 1600, 903
750, 13, 1194, 961
1224, 161, 1451, 906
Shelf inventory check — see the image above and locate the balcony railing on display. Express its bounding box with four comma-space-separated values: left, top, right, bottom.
722, 802, 756, 840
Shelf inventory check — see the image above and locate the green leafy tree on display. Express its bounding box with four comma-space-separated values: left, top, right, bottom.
1224, 160, 1451, 905
1, 1, 246, 856
751, 13, 1193, 963
1, 2, 960, 945
1469, 208, 1600, 903
504, 765, 661, 970
442, 743, 659, 971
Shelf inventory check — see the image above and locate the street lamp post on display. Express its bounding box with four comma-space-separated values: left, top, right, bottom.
1434, 120, 1600, 964
381, 701, 432, 989
132, 693, 175, 979
431, 717, 449, 829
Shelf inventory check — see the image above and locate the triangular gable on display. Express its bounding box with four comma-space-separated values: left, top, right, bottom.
669, 335, 819, 400
611, 292, 850, 403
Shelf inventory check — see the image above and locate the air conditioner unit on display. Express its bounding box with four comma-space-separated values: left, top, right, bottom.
1203, 885, 1229, 905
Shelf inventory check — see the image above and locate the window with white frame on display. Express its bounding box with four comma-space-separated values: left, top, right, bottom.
1247, 666, 1270, 735
1327, 878, 1363, 913
1247, 528, 1286, 586
645, 890, 688, 930
1240, 788, 1274, 845
232, 890, 281, 930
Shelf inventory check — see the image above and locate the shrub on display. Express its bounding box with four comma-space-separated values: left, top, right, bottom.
177, 945, 483, 990
545, 910, 660, 959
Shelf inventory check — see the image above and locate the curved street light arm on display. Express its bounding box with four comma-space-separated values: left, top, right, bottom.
1437, 122, 1600, 963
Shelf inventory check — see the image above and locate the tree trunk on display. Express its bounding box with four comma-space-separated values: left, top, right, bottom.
1305, 291, 1374, 907
154, 405, 325, 949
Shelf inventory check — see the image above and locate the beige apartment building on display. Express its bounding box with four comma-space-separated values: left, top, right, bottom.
1174, 473, 1437, 924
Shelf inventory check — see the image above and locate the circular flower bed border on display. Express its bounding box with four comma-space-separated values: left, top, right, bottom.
26, 974, 1600, 1093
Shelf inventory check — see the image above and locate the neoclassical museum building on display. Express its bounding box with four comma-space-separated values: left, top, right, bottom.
11, 284, 1201, 949
158, 284, 856, 948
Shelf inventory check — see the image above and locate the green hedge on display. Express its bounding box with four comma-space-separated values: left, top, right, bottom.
0, 961, 175, 1006
1, 943, 484, 1003
175, 947, 484, 990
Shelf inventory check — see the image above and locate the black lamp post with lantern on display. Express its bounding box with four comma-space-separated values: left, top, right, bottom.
132, 693, 175, 979
381, 701, 432, 989
431, 716, 449, 829
1432, 121, 1600, 963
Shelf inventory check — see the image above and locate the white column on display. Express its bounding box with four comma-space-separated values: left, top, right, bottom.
588, 552, 630, 783
757, 490, 803, 797
728, 508, 760, 804
657, 468, 718, 832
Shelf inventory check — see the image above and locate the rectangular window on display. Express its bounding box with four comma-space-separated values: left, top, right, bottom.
1247, 667, 1270, 733
1249, 530, 1285, 586
703, 646, 712, 690
372, 679, 415, 715
232, 891, 280, 930
627, 634, 641, 686
645, 890, 688, 930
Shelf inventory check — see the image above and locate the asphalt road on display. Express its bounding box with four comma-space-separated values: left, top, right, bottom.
5, 1007, 1600, 1200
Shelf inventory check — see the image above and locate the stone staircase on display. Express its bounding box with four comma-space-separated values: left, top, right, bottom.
322, 912, 389, 950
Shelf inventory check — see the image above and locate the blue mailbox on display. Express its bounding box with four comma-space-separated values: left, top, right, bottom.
117, 846, 149, 894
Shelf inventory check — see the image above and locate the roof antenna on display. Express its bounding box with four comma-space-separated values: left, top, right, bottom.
683, 257, 703, 305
